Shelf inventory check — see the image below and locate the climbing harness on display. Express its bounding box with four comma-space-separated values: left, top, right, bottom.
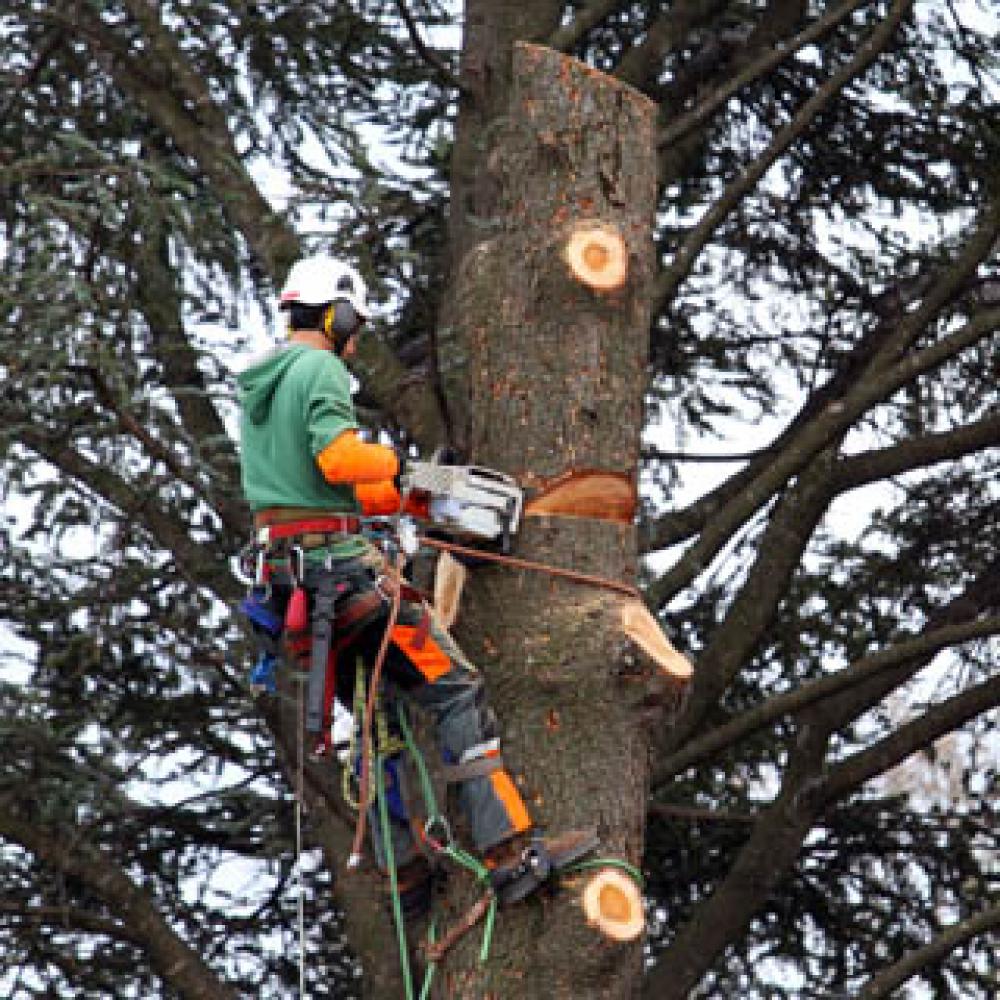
236, 510, 646, 995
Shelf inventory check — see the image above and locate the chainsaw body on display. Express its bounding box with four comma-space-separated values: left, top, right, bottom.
401, 461, 523, 549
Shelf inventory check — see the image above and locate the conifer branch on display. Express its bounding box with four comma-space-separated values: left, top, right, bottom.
858, 903, 1000, 999
548, 0, 630, 53
654, 0, 914, 312
0, 806, 238, 1000
658, 0, 873, 147
654, 616, 1000, 785
820, 673, 1000, 804
393, 0, 470, 95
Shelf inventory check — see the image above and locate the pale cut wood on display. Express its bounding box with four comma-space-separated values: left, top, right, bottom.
582, 867, 645, 942
524, 469, 636, 523
433, 550, 468, 631
563, 223, 628, 292
617, 597, 693, 681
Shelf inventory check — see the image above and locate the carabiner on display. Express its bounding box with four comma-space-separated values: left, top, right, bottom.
422, 815, 454, 853
230, 545, 257, 586
288, 544, 305, 587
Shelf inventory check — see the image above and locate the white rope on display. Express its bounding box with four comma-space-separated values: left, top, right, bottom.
295, 678, 307, 998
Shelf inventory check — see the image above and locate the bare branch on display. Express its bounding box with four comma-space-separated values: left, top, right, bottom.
821, 672, 1000, 804
654, 615, 1000, 786
858, 903, 1000, 999
659, 0, 873, 147
654, 0, 914, 312
641, 444, 773, 464
649, 802, 757, 824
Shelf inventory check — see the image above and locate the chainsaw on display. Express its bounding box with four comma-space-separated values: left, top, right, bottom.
399, 460, 524, 551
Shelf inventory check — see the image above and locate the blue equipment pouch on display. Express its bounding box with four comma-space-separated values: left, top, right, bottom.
239, 587, 284, 639
249, 651, 278, 694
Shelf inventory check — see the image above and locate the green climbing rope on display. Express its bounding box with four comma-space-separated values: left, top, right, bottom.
563, 856, 645, 887
371, 694, 645, 992
396, 702, 499, 961
374, 748, 417, 999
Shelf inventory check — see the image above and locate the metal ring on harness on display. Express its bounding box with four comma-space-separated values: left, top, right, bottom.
422, 815, 453, 851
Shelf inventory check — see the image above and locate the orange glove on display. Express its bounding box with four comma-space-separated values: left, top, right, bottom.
316, 430, 398, 484
354, 481, 431, 518
354, 481, 402, 516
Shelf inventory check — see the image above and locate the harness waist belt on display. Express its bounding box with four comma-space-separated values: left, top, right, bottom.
254, 512, 362, 539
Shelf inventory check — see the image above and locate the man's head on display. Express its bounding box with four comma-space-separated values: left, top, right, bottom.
279, 255, 371, 355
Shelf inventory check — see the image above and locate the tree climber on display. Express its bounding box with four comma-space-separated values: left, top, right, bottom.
236, 254, 594, 916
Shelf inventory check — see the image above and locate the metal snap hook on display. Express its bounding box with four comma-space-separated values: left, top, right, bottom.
422, 815, 453, 851
230, 545, 257, 586
288, 544, 305, 587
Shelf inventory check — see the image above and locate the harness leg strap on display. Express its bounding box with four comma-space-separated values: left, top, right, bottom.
442, 756, 505, 784
307, 574, 337, 733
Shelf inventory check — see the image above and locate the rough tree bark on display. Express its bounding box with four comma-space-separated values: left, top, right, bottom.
436, 43, 660, 999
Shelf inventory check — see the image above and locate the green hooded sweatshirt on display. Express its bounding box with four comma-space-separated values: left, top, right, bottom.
237, 343, 368, 558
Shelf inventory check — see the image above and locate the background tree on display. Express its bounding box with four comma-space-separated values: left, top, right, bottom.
1, 1, 997, 998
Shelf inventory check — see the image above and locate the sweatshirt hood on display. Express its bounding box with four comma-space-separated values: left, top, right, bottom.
237, 344, 310, 424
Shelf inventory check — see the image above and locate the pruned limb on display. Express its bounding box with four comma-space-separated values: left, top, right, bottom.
582, 867, 645, 942
563, 222, 628, 293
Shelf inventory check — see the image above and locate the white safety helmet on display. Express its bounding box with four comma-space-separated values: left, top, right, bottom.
279, 255, 371, 319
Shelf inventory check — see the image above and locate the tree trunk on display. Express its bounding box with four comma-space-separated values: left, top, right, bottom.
438, 42, 659, 999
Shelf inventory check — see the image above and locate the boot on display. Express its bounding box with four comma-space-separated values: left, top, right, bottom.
393, 856, 438, 919
484, 828, 599, 906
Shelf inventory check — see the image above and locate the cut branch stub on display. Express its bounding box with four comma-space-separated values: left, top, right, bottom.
617, 597, 693, 682
563, 223, 628, 293
582, 867, 645, 942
